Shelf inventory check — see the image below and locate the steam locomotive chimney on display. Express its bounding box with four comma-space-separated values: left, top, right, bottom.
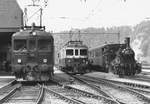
125, 37, 130, 48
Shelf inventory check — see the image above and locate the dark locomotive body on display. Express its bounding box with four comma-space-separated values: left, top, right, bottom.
11, 25, 54, 81
59, 40, 89, 74
89, 37, 141, 77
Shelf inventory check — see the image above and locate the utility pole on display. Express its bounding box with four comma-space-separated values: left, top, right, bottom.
118, 32, 120, 44
69, 30, 73, 41
40, 8, 43, 27
24, 8, 27, 26
78, 30, 81, 41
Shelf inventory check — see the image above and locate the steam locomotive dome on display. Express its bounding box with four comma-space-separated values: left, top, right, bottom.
122, 47, 135, 56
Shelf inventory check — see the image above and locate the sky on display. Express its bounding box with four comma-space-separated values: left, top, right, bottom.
17, 0, 150, 32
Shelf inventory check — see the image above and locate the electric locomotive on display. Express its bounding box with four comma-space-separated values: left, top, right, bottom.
58, 40, 89, 74
11, 24, 54, 81
89, 37, 141, 76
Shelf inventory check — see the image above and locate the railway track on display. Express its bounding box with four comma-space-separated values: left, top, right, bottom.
78, 75, 150, 104
0, 80, 19, 100
128, 75, 150, 83
52, 74, 123, 104
0, 75, 118, 104
86, 76, 150, 98
87, 75, 150, 89
0, 83, 44, 104
126, 87, 150, 98
45, 81, 119, 104
2, 71, 150, 104
0, 78, 16, 88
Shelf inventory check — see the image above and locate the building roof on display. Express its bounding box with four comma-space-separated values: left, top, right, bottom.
0, 0, 23, 32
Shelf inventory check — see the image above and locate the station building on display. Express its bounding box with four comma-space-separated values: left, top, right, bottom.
0, 0, 23, 68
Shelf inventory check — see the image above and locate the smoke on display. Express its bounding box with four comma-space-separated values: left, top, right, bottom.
131, 32, 150, 64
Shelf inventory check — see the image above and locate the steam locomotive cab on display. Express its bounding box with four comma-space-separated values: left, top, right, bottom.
102, 44, 126, 73
11, 26, 54, 81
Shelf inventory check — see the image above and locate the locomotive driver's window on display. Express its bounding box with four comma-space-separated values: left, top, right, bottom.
38, 39, 51, 50
75, 49, 78, 55
80, 49, 87, 55
29, 39, 36, 50
66, 49, 73, 55
14, 39, 27, 51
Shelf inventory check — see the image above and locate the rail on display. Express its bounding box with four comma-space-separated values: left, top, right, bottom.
80, 75, 150, 103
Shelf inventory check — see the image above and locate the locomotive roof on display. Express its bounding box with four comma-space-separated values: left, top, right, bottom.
12, 29, 53, 38
89, 43, 124, 50
64, 40, 88, 48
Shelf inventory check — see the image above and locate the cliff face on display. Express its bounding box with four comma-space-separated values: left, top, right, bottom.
131, 21, 150, 64
132, 29, 150, 64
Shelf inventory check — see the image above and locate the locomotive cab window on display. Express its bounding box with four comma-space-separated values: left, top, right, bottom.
75, 49, 78, 55
80, 49, 87, 56
29, 39, 36, 50
38, 39, 51, 50
14, 39, 27, 51
66, 49, 73, 55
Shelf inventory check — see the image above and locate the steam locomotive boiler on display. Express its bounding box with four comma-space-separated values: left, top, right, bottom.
111, 37, 141, 76
89, 37, 141, 77
11, 24, 54, 81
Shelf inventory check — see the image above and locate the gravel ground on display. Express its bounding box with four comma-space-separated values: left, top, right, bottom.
101, 85, 144, 104
47, 85, 105, 104
42, 93, 68, 104
53, 70, 148, 103
68, 83, 103, 96
86, 79, 148, 104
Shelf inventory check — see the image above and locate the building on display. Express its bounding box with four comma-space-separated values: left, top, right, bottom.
0, 0, 23, 68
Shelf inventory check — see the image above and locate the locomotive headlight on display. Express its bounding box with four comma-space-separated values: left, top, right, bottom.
32, 32, 36, 36
43, 59, 47, 63
83, 60, 86, 63
17, 59, 21, 64
68, 59, 71, 63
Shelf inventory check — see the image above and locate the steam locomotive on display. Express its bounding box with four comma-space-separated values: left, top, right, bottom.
89, 37, 141, 77
11, 24, 54, 81
58, 40, 90, 74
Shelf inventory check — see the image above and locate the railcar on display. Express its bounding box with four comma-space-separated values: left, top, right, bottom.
89, 37, 141, 77
58, 40, 90, 74
11, 24, 54, 81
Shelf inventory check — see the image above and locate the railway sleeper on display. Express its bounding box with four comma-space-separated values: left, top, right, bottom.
84, 77, 150, 103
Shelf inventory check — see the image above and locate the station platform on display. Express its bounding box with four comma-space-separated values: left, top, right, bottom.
54, 67, 64, 74
0, 76, 15, 79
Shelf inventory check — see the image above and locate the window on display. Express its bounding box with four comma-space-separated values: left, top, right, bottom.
29, 39, 36, 50
80, 49, 87, 56
75, 49, 78, 55
14, 39, 27, 51
66, 49, 73, 55
38, 39, 51, 50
